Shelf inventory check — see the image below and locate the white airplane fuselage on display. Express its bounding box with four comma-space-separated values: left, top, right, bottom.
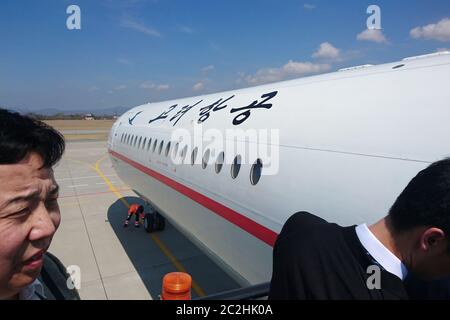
108, 53, 450, 286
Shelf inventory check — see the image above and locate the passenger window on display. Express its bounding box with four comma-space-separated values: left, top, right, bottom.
250, 159, 263, 185
153, 139, 158, 152
147, 138, 152, 151
143, 138, 147, 149
159, 140, 164, 154
202, 149, 210, 169
181, 145, 188, 163
191, 147, 198, 165
215, 152, 224, 174
173, 143, 179, 159
231, 155, 241, 179
165, 142, 171, 157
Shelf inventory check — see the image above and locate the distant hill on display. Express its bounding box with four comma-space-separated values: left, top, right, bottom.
2, 106, 129, 117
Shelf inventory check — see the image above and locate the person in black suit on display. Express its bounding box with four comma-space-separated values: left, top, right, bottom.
269, 158, 450, 300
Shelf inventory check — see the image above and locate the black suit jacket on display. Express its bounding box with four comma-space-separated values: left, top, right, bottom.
269, 212, 408, 300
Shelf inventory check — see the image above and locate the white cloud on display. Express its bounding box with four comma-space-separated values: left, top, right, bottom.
115, 85, 127, 91
117, 58, 132, 65
88, 86, 100, 92
283, 61, 330, 74
209, 42, 221, 52
201, 65, 215, 73
312, 42, 341, 60
241, 60, 331, 85
121, 16, 161, 37
193, 82, 204, 91
102, 0, 153, 10
156, 84, 170, 91
140, 81, 155, 90
357, 29, 388, 44
180, 26, 194, 34
303, 4, 316, 10
410, 18, 450, 42
140, 82, 169, 91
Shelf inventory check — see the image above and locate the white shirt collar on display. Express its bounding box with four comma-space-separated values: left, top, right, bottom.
19, 278, 46, 300
355, 223, 408, 281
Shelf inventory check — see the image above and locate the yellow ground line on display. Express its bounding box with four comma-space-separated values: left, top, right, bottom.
93, 155, 130, 209
89, 155, 206, 297
149, 234, 206, 297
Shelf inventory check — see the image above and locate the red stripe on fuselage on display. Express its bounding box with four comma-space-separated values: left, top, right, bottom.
109, 149, 277, 247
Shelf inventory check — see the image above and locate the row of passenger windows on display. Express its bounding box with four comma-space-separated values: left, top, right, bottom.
119, 132, 263, 185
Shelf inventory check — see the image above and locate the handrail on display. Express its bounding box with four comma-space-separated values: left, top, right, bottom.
194, 282, 270, 300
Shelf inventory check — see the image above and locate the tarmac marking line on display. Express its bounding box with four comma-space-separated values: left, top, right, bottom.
57, 174, 117, 181
59, 188, 131, 199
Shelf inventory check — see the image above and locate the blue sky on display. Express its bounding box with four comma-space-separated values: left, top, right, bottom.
0, 0, 449, 112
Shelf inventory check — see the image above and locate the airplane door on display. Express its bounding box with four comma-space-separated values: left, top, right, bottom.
108, 120, 121, 150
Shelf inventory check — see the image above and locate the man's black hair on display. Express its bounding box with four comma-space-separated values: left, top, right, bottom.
389, 158, 450, 238
0, 108, 65, 168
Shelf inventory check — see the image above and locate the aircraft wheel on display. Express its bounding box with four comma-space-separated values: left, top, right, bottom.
144, 213, 155, 233
155, 213, 166, 231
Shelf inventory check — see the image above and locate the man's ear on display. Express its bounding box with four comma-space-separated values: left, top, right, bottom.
420, 228, 446, 251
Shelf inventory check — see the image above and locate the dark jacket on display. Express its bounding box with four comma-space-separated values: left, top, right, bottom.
37, 252, 81, 300
269, 212, 408, 300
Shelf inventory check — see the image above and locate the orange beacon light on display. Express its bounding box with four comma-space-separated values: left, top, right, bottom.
162, 272, 192, 300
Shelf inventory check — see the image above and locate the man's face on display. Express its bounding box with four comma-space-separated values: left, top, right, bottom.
0, 152, 60, 299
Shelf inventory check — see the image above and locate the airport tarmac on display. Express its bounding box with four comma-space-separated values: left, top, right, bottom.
49, 139, 241, 300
